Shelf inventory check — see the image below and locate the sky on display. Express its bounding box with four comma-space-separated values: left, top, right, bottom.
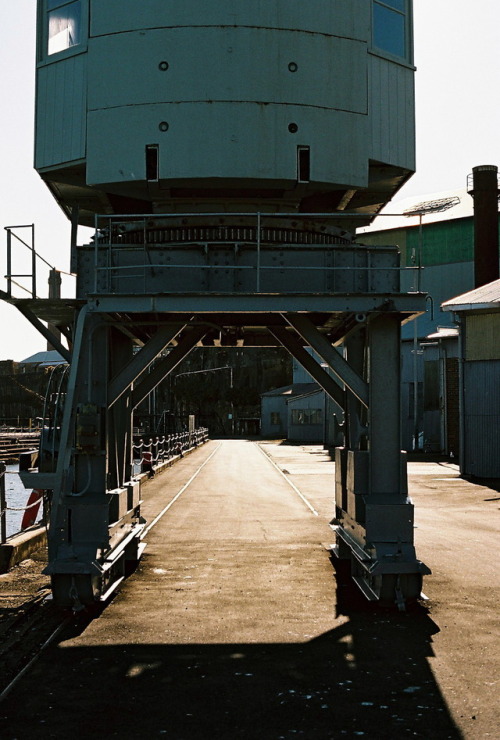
1, 0, 499, 361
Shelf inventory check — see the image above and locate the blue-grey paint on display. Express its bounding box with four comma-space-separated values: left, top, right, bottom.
463, 360, 500, 478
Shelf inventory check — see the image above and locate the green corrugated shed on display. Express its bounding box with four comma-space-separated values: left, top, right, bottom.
406, 219, 474, 266
362, 215, 500, 267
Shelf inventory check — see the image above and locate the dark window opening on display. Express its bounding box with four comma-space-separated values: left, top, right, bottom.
291, 408, 323, 425
297, 146, 311, 183
146, 145, 159, 182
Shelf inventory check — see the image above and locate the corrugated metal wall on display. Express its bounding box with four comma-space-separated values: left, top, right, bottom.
260, 395, 288, 438
466, 314, 500, 361
369, 55, 415, 171
406, 219, 475, 267
287, 393, 325, 443
463, 359, 500, 478
35, 54, 87, 169
400, 261, 474, 340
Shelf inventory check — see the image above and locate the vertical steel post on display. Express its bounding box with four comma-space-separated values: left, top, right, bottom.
344, 328, 366, 449
417, 214, 423, 292
0, 462, 6, 545
94, 213, 99, 293
413, 318, 419, 450
31, 224, 36, 298
256, 212, 261, 292
6, 230, 12, 297
368, 314, 402, 494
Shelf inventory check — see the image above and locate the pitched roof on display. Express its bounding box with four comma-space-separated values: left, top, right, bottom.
261, 383, 319, 398
425, 326, 459, 340
287, 387, 324, 404
442, 278, 500, 312
357, 186, 475, 235
20, 350, 67, 365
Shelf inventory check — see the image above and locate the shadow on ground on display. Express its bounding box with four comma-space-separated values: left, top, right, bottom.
1, 570, 461, 740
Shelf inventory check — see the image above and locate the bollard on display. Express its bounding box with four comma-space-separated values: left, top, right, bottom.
141, 450, 153, 475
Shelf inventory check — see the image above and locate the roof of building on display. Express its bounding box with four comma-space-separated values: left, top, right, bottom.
20, 350, 67, 366
442, 278, 500, 312
286, 387, 323, 405
357, 186, 475, 235
425, 326, 459, 340
261, 383, 319, 398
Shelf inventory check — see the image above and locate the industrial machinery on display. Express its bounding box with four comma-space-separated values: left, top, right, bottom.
3, 1, 429, 607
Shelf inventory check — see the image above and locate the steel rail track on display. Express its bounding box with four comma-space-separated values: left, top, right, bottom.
0, 439, 318, 699
0, 443, 221, 700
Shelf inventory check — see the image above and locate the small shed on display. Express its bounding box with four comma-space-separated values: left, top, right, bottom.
20, 350, 67, 368
287, 388, 325, 443
442, 279, 500, 479
260, 383, 319, 438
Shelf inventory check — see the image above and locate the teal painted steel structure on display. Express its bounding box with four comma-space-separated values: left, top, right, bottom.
36, 0, 415, 229
3, 1, 431, 608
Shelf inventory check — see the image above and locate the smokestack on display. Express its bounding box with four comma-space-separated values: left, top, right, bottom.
468, 165, 499, 289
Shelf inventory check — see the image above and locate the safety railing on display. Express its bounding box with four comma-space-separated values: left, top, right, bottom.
3, 224, 74, 300
133, 428, 209, 473
0, 420, 44, 431
90, 211, 422, 295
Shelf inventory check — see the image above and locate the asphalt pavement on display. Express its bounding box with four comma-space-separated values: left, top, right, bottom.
0, 439, 498, 739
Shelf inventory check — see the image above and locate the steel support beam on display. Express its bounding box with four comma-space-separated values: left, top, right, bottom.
368, 313, 402, 494
269, 326, 346, 411
131, 326, 208, 409
108, 328, 134, 489
284, 313, 369, 408
108, 323, 186, 408
15, 304, 71, 363
86, 293, 427, 315
344, 327, 367, 449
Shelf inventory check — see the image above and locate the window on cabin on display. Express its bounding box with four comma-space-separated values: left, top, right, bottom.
291, 409, 323, 425
372, 0, 410, 61
47, 0, 82, 56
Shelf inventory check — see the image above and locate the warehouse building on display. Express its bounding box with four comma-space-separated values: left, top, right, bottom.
443, 280, 500, 480
359, 168, 499, 453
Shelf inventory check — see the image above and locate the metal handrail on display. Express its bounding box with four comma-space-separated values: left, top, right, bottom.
4, 224, 56, 299
132, 428, 209, 471
90, 210, 424, 293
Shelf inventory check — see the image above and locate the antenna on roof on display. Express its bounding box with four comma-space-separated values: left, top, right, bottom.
404, 196, 461, 217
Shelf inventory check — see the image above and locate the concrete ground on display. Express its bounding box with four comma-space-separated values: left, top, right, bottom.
0, 440, 498, 739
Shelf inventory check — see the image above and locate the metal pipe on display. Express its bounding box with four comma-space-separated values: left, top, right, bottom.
6, 229, 12, 297
457, 315, 466, 472
417, 214, 423, 292
413, 317, 419, 451
31, 224, 36, 298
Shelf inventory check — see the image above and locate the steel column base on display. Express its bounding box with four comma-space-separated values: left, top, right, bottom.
331, 525, 430, 609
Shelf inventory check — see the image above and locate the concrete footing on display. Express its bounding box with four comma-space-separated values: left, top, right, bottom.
0, 525, 47, 573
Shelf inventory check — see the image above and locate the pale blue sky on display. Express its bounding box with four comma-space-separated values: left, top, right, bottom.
1, 0, 499, 360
